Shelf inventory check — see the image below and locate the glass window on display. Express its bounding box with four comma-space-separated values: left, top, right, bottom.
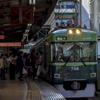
51, 42, 74, 62
55, 5, 59, 9
75, 42, 97, 61
61, 5, 64, 9
56, 22, 59, 27
51, 42, 97, 62
51, 44, 54, 62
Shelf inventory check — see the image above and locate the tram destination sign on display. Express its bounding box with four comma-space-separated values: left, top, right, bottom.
0, 42, 21, 47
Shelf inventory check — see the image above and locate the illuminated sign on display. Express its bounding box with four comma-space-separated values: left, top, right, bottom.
56, 37, 67, 40
0, 42, 21, 47
0, 35, 4, 39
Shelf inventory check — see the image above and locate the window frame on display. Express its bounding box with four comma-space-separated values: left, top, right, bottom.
50, 41, 97, 63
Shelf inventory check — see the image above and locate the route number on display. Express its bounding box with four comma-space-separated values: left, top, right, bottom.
71, 67, 79, 71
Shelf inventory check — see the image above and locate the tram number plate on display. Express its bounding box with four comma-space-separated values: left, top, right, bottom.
70, 67, 79, 71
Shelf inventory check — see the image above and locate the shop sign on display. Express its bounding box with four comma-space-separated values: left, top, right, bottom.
0, 42, 21, 47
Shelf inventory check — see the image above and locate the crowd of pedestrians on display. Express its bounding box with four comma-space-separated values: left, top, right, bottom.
0, 49, 47, 81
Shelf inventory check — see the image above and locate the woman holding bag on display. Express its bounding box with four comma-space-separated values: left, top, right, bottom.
35, 51, 46, 79
18, 51, 24, 81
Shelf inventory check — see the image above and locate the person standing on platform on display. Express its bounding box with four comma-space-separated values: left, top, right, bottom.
0, 54, 6, 80
9, 54, 16, 80
25, 54, 31, 77
34, 52, 39, 79
22, 53, 27, 78
35, 51, 46, 79
13, 55, 18, 74
18, 51, 24, 81
23, 53, 27, 66
4, 54, 9, 76
31, 49, 36, 80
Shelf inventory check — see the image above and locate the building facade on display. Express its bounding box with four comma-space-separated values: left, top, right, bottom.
44, 0, 77, 29
81, 0, 100, 57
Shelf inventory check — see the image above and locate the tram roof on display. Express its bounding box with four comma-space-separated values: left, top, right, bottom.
51, 28, 97, 35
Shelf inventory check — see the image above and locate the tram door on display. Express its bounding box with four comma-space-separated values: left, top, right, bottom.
44, 42, 49, 72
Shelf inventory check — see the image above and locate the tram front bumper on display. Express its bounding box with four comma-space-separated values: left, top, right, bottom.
63, 79, 87, 90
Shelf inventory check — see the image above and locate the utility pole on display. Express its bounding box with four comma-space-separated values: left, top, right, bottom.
74, 1, 78, 25
79, 0, 81, 26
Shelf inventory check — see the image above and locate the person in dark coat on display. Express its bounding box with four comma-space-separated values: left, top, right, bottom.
14, 54, 18, 74
9, 54, 16, 80
31, 49, 36, 80
25, 54, 31, 77
5, 54, 9, 75
34, 52, 39, 79
18, 51, 24, 81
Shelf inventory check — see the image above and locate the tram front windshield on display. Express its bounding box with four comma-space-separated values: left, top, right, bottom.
51, 42, 97, 62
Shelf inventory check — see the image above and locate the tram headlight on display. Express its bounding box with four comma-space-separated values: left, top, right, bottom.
68, 29, 73, 34
90, 73, 96, 77
76, 29, 81, 34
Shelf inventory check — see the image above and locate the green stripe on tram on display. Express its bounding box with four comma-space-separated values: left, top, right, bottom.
51, 62, 97, 66
55, 13, 75, 15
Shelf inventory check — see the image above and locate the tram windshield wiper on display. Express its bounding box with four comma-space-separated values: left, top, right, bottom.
80, 57, 87, 67
62, 56, 70, 67
62, 56, 87, 67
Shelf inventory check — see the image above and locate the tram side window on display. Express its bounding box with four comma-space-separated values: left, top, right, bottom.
51, 43, 63, 62
51, 44, 55, 62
